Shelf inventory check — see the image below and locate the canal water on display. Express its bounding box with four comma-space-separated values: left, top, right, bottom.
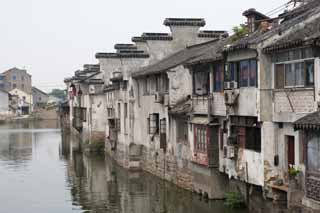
0, 120, 302, 213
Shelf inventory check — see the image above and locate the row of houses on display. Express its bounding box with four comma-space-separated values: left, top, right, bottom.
64, 1, 320, 210
0, 68, 58, 117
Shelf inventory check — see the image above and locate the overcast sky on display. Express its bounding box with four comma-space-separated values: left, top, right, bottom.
0, 0, 286, 92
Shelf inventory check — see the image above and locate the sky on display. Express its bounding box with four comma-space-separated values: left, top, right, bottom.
0, 0, 286, 92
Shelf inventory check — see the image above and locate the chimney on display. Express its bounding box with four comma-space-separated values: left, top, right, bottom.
243, 9, 270, 33
164, 18, 205, 48
132, 33, 173, 63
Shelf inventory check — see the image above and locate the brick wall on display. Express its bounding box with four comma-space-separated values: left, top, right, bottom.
306, 176, 320, 202
274, 90, 315, 113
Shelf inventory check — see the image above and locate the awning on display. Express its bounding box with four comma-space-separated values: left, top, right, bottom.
190, 117, 209, 125
190, 117, 220, 126
294, 111, 320, 130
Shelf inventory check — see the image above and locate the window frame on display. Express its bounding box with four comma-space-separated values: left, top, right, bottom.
274, 58, 315, 89
194, 125, 208, 153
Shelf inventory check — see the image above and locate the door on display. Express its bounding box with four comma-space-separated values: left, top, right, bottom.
208, 127, 219, 168
287, 136, 295, 167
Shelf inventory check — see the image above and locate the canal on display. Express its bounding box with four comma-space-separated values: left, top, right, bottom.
0, 120, 302, 213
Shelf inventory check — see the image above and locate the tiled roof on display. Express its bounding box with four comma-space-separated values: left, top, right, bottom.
185, 38, 230, 66
263, 13, 320, 53
132, 39, 220, 78
198, 30, 229, 38
114, 43, 137, 50
164, 18, 206, 27
294, 111, 320, 130
95, 52, 149, 59
225, 0, 320, 52
32, 87, 48, 96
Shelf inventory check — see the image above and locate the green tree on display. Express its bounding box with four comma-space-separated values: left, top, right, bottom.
49, 89, 67, 100
231, 24, 249, 42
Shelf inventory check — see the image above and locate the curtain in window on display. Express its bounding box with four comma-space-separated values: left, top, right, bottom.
214, 64, 222, 92
240, 60, 249, 87
285, 64, 295, 87
194, 72, 209, 95
249, 60, 257, 87
306, 61, 314, 86
307, 134, 320, 173
295, 62, 304, 86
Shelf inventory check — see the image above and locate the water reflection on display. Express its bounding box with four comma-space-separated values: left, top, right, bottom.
62, 135, 246, 213
0, 120, 302, 213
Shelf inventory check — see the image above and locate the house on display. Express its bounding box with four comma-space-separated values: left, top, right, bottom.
260, 1, 320, 208
65, 64, 107, 143
1, 67, 32, 94
61, 3, 320, 211
9, 88, 33, 115
32, 87, 49, 109
129, 19, 228, 197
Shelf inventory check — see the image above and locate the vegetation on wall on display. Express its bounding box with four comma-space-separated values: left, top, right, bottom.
231, 24, 249, 42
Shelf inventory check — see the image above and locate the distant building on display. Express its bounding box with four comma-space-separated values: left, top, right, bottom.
0, 89, 9, 114
0, 74, 5, 90
1, 67, 32, 94
9, 88, 33, 115
32, 87, 49, 109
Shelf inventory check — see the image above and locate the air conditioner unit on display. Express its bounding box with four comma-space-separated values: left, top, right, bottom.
230, 81, 238, 89
223, 146, 235, 159
89, 85, 95, 94
155, 92, 164, 104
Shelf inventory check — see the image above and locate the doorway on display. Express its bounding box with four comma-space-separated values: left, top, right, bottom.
286, 135, 295, 167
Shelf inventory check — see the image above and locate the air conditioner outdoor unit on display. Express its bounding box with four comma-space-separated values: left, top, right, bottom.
155, 92, 164, 104
89, 85, 95, 94
223, 146, 235, 159
230, 81, 238, 89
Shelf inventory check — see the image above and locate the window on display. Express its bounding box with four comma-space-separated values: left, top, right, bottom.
307, 133, 320, 174
12, 83, 17, 89
230, 116, 261, 152
213, 63, 223, 92
21, 76, 24, 81
240, 60, 249, 87
177, 119, 188, 142
275, 60, 314, 88
225, 62, 238, 82
0, 76, 4, 80
148, 113, 159, 134
274, 48, 315, 88
194, 125, 207, 153
226, 59, 257, 87
21, 84, 25, 89
12, 75, 17, 80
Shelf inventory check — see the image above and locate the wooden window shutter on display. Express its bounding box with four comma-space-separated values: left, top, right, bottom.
238, 127, 246, 148
275, 64, 285, 89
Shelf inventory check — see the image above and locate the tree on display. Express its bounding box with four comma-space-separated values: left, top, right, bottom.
231, 24, 249, 42
49, 89, 67, 100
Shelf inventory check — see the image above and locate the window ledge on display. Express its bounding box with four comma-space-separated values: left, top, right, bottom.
274, 87, 314, 92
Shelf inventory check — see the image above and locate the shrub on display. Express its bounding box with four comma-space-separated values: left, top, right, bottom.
224, 191, 246, 209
